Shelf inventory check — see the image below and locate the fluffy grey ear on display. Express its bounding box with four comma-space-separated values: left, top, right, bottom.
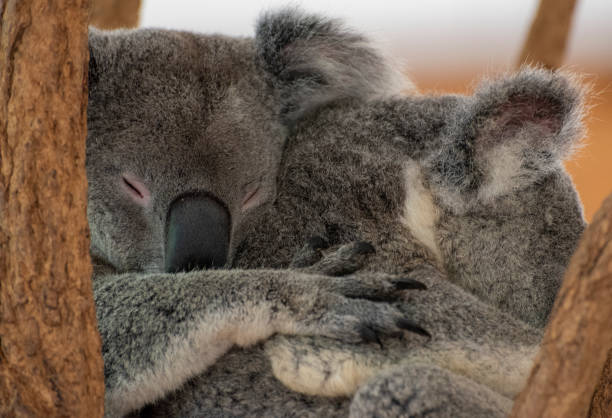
429, 68, 586, 209
470, 68, 584, 161
255, 8, 404, 124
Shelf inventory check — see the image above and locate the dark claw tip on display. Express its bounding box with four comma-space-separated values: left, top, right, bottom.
307, 236, 328, 250
354, 241, 376, 255
359, 325, 383, 348
396, 318, 431, 338
393, 278, 427, 291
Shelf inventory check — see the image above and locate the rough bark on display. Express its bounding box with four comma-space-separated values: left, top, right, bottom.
0, 1, 104, 416
509, 192, 612, 418
89, 0, 141, 29
589, 350, 612, 417
517, 0, 578, 69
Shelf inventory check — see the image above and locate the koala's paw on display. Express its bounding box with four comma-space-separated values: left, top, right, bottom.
290, 236, 376, 276
289, 236, 330, 268
279, 272, 430, 344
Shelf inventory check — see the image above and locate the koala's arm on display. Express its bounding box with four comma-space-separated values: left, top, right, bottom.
94, 269, 424, 417
264, 247, 537, 407
264, 267, 540, 405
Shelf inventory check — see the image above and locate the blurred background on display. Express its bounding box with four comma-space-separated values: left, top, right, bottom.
93, 0, 612, 221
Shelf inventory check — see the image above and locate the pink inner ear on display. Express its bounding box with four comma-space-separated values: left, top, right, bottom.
499, 95, 563, 135
121, 173, 151, 207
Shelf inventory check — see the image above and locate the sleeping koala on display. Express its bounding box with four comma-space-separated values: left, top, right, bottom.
88, 8, 585, 417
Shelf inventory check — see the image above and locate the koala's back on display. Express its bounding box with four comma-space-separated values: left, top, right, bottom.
233, 100, 443, 273
437, 170, 585, 328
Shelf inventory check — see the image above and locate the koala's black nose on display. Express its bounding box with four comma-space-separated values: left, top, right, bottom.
165, 193, 230, 273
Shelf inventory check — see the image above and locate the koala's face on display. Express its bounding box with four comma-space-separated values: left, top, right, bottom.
87, 30, 285, 273
86, 10, 407, 275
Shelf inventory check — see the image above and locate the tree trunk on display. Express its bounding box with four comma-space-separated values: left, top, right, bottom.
517, 0, 578, 69
89, 0, 141, 29
589, 350, 612, 417
0, 1, 104, 416
509, 192, 612, 417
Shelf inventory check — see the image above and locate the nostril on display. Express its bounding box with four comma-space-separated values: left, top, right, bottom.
121, 173, 151, 207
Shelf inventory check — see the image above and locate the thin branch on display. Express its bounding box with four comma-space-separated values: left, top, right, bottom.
517, 0, 578, 69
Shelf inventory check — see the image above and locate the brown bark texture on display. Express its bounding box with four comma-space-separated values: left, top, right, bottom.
517, 0, 578, 69
509, 192, 612, 418
0, 1, 104, 417
89, 0, 141, 29
589, 349, 612, 417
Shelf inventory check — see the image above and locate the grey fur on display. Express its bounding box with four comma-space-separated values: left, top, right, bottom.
87, 8, 586, 417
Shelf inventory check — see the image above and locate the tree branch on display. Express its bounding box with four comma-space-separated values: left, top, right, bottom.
89, 0, 141, 29
0, 0, 103, 415
517, 0, 578, 69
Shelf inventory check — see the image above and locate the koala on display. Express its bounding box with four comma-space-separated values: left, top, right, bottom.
87, 8, 586, 417
88, 11, 427, 418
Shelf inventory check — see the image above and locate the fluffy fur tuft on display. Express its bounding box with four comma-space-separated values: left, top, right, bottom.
255, 7, 406, 123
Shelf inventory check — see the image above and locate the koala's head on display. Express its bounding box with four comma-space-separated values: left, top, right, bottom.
87, 8, 404, 274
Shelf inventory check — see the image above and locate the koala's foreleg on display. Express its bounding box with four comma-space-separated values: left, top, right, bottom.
94, 269, 426, 416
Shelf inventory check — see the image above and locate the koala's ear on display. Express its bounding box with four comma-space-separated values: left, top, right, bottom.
255, 8, 404, 124
469, 68, 585, 161
461, 69, 585, 202
426, 68, 586, 211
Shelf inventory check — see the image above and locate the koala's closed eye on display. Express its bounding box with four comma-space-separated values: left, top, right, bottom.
121, 173, 151, 207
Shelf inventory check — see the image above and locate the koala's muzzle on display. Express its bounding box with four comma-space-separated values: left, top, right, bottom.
165, 193, 230, 272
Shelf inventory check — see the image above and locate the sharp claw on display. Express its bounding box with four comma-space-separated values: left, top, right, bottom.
307, 236, 328, 250
396, 318, 431, 338
359, 325, 384, 348
359, 325, 377, 343
373, 332, 384, 349
353, 241, 376, 255
393, 278, 427, 291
